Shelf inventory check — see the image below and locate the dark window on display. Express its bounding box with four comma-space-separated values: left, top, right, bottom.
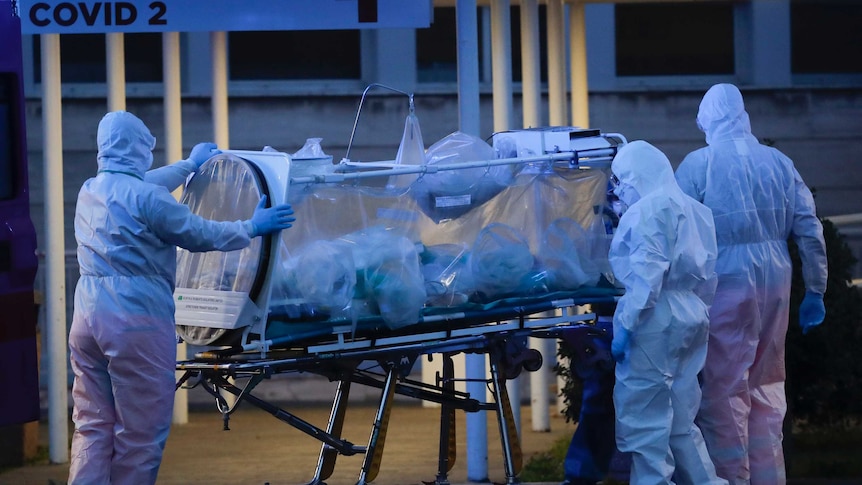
125, 33, 162, 82
33, 33, 163, 83
418, 7, 501, 83
417, 7, 459, 83
615, 2, 735, 76
791, 1, 862, 74
228, 31, 360, 80
0, 75, 16, 199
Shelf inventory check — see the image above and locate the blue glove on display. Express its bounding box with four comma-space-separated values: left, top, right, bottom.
799, 290, 826, 335
248, 195, 295, 237
188, 142, 220, 168
611, 328, 631, 363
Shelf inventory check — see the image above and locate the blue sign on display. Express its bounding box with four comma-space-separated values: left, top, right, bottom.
19, 0, 432, 34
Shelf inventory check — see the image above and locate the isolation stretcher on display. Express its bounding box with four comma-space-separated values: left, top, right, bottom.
174, 125, 626, 485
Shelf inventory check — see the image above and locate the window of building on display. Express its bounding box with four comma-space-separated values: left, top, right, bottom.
419, 6, 520, 84
33, 33, 162, 83
0, 75, 16, 199
615, 2, 734, 76
791, 2, 862, 74
417, 7, 459, 83
228, 31, 360, 80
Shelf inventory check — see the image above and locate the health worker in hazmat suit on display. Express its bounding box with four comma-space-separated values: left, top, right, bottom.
608, 140, 726, 485
68, 111, 296, 485
676, 83, 828, 484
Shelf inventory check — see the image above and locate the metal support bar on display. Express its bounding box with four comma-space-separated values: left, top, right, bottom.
304, 379, 353, 485
435, 353, 457, 485
206, 374, 365, 456
357, 366, 398, 485
489, 353, 522, 485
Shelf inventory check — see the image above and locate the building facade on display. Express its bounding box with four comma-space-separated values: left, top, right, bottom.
21, 1, 862, 277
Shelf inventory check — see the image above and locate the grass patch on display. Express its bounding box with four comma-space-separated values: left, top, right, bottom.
788, 426, 862, 479
520, 425, 862, 482
520, 435, 568, 482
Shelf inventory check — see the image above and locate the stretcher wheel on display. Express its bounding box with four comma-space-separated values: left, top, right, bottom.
522, 349, 542, 372
503, 364, 523, 380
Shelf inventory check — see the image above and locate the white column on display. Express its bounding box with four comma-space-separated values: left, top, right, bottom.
530, 334, 551, 431
106, 33, 126, 112
211, 31, 229, 148
520, 0, 542, 128
546, 0, 568, 126
163, 31, 188, 424
568, 0, 590, 128
456, 2, 487, 478
40, 33, 69, 464
361, 29, 417, 92
457, 0, 482, 138
491, 0, 514, 134
739, 0, 792, 87
496, 0, 523, 382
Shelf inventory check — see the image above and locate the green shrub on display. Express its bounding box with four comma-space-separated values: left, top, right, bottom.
787, 218, 862, 431
520, 435, 568, 482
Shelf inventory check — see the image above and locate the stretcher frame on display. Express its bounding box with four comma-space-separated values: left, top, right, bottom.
176, 294, 618, 485
175, 121, 625, 483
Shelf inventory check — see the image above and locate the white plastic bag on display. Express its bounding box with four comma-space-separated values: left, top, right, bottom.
470, 223, 534, 299
539, 217, 602, 290
387, 113, 426, 190
412, 132, 514, 222
282, 240, 356, 318
338, 227, 427, 328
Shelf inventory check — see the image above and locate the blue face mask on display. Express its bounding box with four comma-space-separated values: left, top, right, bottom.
613, 182, 641, 208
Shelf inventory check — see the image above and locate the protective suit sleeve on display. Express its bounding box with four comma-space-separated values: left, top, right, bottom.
144, 187, 251, 252
611, 210, 670, 332
790, 167, 828, 295
144, 159, 197, 191
674, 151, 708, 203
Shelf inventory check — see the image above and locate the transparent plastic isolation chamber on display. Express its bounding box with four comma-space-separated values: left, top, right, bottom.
173, 127, 625, 350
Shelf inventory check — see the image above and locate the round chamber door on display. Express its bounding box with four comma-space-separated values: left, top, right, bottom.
174, 153, 271, 345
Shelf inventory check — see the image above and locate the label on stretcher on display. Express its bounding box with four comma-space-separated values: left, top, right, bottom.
435, 194, 472, 208
174, 288, 258, 329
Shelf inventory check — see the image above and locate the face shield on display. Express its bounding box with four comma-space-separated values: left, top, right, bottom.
608, 173, 628, 217
611, 173, 641, 209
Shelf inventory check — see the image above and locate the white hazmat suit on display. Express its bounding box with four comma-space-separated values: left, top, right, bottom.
676, 83, 828, 484
69, 112, 255, 484
609, 141, 726, 485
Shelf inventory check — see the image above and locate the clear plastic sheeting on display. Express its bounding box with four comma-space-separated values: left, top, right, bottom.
275, 140, 609, 327
174, 154, 265, 345
387, 112, 426, 190
411, 131, 514, 222
175, 134, 612, 345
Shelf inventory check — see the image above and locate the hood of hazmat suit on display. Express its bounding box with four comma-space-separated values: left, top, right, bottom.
675, 83, 828, 483
609, 140, 725, 485
68, 111, 252, 484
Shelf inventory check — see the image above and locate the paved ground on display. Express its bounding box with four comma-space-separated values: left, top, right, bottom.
0, 376, 577, 485
4, 374, 862, 485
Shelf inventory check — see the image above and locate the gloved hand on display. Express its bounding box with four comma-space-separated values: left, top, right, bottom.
188, 142, 220, 168
248, 195, 295, 237
611, 328, 631, 363
799, 290, 826, 335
